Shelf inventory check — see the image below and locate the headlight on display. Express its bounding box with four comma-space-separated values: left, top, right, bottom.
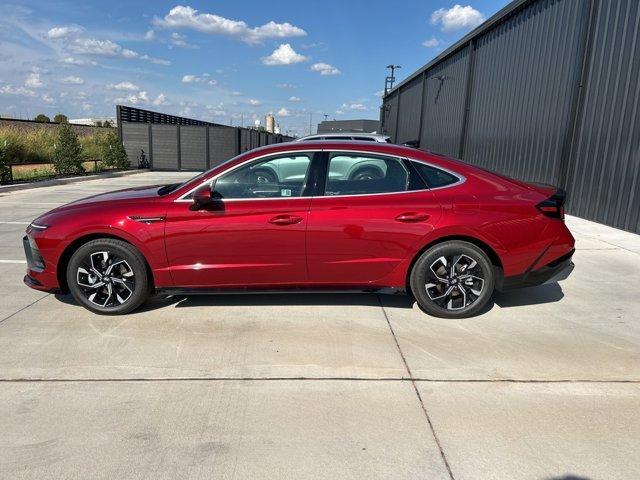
29, 222, 50, 230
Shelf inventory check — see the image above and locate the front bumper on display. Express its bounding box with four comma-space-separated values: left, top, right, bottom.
498, 249, 574, 291
23, 234, 60, 293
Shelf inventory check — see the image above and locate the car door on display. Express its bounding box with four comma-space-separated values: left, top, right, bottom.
164, 152, 317, 288
306, 151, 442, 285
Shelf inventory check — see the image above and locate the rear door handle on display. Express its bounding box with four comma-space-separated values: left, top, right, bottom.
269, 215, 303, 225
395, 212, 430, 223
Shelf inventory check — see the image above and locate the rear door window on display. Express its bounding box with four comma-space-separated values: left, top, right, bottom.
324, 154, 409, 196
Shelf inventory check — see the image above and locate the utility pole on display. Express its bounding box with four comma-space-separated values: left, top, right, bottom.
384, 64, 401, 95
309, 112, 313, 135
240, 112, 244, 128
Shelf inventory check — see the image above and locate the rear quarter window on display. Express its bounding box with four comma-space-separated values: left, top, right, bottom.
412, 162, 460, 188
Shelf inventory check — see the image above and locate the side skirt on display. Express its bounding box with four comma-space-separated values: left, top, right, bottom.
154, 286, 407, 296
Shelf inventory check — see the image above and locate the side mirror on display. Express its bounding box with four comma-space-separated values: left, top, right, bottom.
192, 183, 213, 208
402, 140, 420, 148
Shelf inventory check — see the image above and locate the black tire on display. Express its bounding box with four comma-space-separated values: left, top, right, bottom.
66, 238, 151, 315
250, 168, 278, 184
349, 167, 383, 181
409, 241, 494, 318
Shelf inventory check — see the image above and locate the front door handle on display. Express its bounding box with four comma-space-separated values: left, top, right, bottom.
269, 215, 303, 225
395, 212, 430, 223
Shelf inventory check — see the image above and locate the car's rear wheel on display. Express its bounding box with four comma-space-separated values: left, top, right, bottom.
66, 238, 150, 315
410, 241, 494, 318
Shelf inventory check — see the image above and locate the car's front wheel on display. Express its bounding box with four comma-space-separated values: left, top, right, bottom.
410, 241, 495, 318
66, 238, 151, 315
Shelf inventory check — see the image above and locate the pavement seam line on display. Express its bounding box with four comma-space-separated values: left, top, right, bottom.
0, 294, 50, 326
377, 295, 456, 480
0, 377, 639, 383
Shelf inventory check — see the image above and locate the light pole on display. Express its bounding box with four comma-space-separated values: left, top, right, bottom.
384, 64, 401, 96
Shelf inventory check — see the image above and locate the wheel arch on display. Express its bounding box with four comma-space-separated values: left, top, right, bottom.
405, 235, 504, 295
56, 233, 154, 294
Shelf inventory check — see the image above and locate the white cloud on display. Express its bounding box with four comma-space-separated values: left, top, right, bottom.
310, 62, 340, 76
49, 31, 170, 65
107, 81, 140, 91
61, 56, 97, 66
181, 74, 216, 85
61, 76, 84, 85
248, 98, 262, 106
140, 54, 171, 65
144, 30, 156, 41
431, 5, 485, 32
41, 93, 54, 104
422, 37, 441, 48
231, 91, 242, 96
25, 72, 43, 88
82, 102, 92, 111
289, 96, 301, 102
261, 44, 307, 66
335, 109, 344, 115
341, 103, 367, 111
170, 32, 197, 48
152, 93, 167, 106
276, 83, 297, 89
0, 85, 37, 97
153, 5, 306, 45
276, 107, 290, 117
374, 90, 384, 98
46, 25, 83, 39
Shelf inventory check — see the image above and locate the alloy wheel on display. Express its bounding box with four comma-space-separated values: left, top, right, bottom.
425, 254, 485, 311
76, 251, 135, 308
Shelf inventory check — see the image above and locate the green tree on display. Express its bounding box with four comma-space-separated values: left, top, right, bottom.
101, 132, 129, 169
53, 114, 68, 124
102, 119, 113, 128
34, 114, 50, 123
52, 123, 84, 175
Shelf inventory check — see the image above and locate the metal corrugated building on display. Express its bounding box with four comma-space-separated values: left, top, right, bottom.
382, 0, 640, 233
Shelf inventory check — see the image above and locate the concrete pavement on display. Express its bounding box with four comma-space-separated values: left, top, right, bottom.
0, 172, 638, 479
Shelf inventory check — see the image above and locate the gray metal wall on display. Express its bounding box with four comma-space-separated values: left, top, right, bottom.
121, 123, 149, 167
179, 126, 207, 171
151, 125, 178, 170
565, 0, 640, 233
210, 126, 239, 167
395, 77, 423, 144
383, 0, 640, 233
420, 48, 470, 158
121, 121, 292, 171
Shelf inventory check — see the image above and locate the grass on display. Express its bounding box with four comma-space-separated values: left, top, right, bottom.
9, 161, 115, 182
0, 126, 109, 164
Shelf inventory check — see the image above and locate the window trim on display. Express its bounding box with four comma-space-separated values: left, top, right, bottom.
175, 148, 465, 202
176, 150, 322, 202
322, 152, 411, 198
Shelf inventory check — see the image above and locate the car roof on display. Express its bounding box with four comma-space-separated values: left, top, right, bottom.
296, 133, 389, 141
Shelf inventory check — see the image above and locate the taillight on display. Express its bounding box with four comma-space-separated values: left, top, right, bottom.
536, 189, 566, 220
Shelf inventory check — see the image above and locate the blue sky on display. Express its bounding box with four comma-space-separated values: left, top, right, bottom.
0, 0, 508, 135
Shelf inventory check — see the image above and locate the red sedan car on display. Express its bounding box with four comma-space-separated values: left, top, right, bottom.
23, 141, 574, 318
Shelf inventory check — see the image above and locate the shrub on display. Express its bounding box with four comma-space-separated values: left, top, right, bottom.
52, 123, 84, 175
0, 141, 10, 183
54, 114, 68, 124
34, 114, 50, 123
101, 132, 130, 169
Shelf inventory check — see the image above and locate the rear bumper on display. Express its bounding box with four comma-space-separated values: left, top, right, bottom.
498, 249, 574, 291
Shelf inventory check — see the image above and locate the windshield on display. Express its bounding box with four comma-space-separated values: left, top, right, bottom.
157, 154, 243, 196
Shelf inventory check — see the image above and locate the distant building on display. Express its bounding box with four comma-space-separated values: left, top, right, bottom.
69, 117, 117, 127
317, 119, 379, 134
265, 114, 275, 133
